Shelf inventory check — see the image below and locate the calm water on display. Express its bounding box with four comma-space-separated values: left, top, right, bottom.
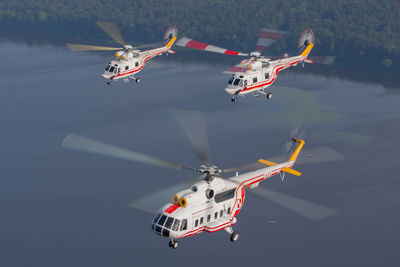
1, 41, 400, 267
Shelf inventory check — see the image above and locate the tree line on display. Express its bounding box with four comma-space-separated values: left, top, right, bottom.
0, 0, 399, 70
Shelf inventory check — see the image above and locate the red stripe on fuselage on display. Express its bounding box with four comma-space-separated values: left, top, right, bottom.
164, 204, 180, 214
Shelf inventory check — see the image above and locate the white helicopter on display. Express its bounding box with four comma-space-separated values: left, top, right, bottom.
61, 111, 340, 249
176, 29, 319, 102
66, 23, 178, 85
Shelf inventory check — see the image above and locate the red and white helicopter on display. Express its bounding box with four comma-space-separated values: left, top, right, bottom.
176, 29, 334, 102
67, 23, 178, 85
61, 111, 340, 249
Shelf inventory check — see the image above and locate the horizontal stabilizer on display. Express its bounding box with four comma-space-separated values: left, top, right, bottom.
258, 159, 277, 166
304, 59, 314, 64
281, 167, 301, 176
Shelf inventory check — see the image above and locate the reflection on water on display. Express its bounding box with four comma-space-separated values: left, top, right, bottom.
1, 41, 400, 267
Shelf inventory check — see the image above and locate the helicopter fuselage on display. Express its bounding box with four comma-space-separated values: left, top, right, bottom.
151, 160, 294, 240
224, 54, 306, 96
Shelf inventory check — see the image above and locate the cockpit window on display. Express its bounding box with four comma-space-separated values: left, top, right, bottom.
228, 76, 234, 84
172, 219, 180, 231
152, 213, 161, 224
105, 65, 111, 71
109, 66, 115, 73
158, 215, 167, 226
239, 80, 244, 87
233, 79, 240, 86
165, 217, 174, 229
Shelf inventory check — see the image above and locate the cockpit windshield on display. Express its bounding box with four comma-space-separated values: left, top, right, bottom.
228, 76, 234, 85
105, 65, 111, 71
233, 78, 240, 86
152, 213, 182, 232
109, 66, 115, 73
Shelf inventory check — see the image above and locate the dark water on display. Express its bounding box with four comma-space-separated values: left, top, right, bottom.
1, 41, 400, 267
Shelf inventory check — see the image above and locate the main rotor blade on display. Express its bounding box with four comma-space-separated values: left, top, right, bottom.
176, 37, 248, 56
96, 21, 125, 46
129, 175, 204, 214
250, 187, 336, 220
172, 110, 210, 164
66, 43, 123, 51
61, 134, 196, 171
223, 146, 344, 173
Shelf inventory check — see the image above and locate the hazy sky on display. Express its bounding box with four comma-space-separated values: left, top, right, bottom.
0, 41, 400, 267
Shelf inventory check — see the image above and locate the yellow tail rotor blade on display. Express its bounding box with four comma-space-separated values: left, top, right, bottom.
66, 43, 123, 51
96, 21, 125, 46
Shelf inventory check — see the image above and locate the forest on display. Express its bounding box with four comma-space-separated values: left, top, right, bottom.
0, 0, 399, 70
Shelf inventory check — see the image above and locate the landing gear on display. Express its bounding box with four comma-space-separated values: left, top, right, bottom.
107, 81, 112, 85
266, 92, 272, 100
168, 239, 178, 249
135, 77, 141, 83
230, 231, 239, 242
231, 96, 238, 102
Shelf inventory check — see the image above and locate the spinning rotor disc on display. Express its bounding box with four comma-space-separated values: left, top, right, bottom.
298, 29, 315, 48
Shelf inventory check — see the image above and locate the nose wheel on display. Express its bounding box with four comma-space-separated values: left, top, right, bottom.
168, 239, 178, 249
231, 96, 238, 102
135, 77, 141, 83
107, 81, 112, 85
230, 231, 239, 242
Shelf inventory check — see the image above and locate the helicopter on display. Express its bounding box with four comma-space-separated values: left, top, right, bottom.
176, 29, 320, 102
61, 111, 340, 249
66, 23, 178, 85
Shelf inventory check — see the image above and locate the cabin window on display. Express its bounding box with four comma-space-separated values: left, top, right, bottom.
214, 188, 236, 203
253, 77, 258, 83
158, 215, 167, 226
207, 214, 211, 222
214, 212, 218, 219
180, 219, 187, 231
172, 219, 180, 231
227, 207, 231, 215
195, 219, 199, 227
200, 217, 204, 225
125, 66, 129, 70
220, 210, 224, 217
265, 72, 270, 79
135, 62, 139, 67
228, 76, 234, 84
152, 213, 161, 224
165, 217, 174, 229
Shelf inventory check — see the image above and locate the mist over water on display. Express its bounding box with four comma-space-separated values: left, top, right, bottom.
1, 41, 400, 267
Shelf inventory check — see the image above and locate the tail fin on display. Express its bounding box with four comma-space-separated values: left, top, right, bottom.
163, 25, 178, 48
300, 42, 314, 58
165, 35, 177, 48
289, 138, 305, 162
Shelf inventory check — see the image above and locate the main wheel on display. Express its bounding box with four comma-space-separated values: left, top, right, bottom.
230, 231, 239, 242
136, 77, 141, 83
266, 92, 272, 99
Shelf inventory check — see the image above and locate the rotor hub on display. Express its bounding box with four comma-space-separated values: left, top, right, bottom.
197, 165, 221, 181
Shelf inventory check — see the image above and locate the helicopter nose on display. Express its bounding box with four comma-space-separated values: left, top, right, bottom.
224, 87, 235, 95
102, 73, 114, 80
